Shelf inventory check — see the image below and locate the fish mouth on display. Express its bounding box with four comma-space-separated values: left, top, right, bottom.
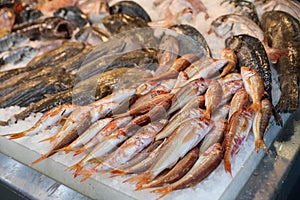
54, 22, 73, 39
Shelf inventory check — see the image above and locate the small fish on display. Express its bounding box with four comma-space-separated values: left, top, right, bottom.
142, 147, 199, 189
199, 118, 227, 152
114, 93, 174, 118
31, 105, 106, 165
204, 79, 223, 119
58, 118, 113, 154
79, 120, 168, 182
220, 80, 244, 105
168, 78, 208, 115
223, 108, 254, 175
241, 66, 265, 113
72, 116, 132, 156
129, 90, 169, 110
149, 54, 199, 82
211, 104, 230, 122
253, 108, 268, 153
220, 48, 238, 77
126, 118, 212, 189
111, 139, 166, 176
156, 108, 206, 140
152, 143, 223, 199
228, 88, 249, 119
188, 59, 228, 81
218, 73, 242, 85
3, 104, 78, 139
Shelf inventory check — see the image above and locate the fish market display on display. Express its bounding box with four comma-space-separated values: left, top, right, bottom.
0, 0, 300, 200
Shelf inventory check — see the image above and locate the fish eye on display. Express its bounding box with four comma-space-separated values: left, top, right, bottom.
221, 17, 227, 22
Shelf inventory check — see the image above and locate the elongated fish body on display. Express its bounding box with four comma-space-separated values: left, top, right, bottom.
225, 34, 282, 125
3, 104, 78, 139
31, 105, 105, 165
127, 118, 213, 188
59, 118, 113, 153
79, 121, 168, 181
73, 116, 133, 155
220, 48, 238, 77
156, 108, 205, 140
144, 147, 199, 188
199, 118, 227, 152
223, 108, 254, 175
204, 79, 223, 119
229, 88, 249, 120
261, 11, 300, 112
152, 143, 223, 199
241, 66, 265, 112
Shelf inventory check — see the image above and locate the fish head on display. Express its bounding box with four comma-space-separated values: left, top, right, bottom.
209, 15, 234, 38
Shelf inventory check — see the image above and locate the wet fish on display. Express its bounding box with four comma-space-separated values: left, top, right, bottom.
221, 0, 260, 25
169, 24, 212, 57
210, 14, 289, 63
0, 46, 38, 66
31, 104, 112, 165
228, 88, 249, 119
223, 108, 254, 175
220, 48, 238, 77
241, 66, 265, 113
58, 117, 114, 154
225, 34, 282, 125
142, 147, 199, 188
79, 120, 168, 182
75, 26, 109, 45
199, 119, 227, 152
2, 104, 78, 139
257, 0, 300, 21
0, 8, 15, 33
111, 139, 166, 176
261, 11, 300, 112
156, 108, 206, 140
126, 118, 212, 189
152, 143, 223, 199
204, 79, 223, 119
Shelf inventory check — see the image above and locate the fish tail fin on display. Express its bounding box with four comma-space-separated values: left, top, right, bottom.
73, 147, 86, 156
255, 139, 268, 154
65, 162, 83, 173
151, 186, 173, 200
123, 171, 151, 186
31, 153, 50, 166
204, 110, 211, 120
57, 146, 72, 154
4, 132, 26, 140
39, 135, 57, 143
249, 101, 261, 113
79, 169, 94, 182
223, 151, 232, 176
266, 46, 289, 63
110, 169, 128, 176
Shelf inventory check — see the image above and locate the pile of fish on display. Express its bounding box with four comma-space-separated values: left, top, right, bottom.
0, 0, 300, 199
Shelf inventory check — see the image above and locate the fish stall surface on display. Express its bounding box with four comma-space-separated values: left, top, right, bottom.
0, 0, 300, 200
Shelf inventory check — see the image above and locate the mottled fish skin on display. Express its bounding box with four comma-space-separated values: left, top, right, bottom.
225, 34, 282, 125
151, 143, 223, 199
222, 0, 260, 25
199, 118, 227, 152
261, 11, 300, 113
169, 24, 212, 57
241, 66, 265, 113
109, 0, 152, 22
